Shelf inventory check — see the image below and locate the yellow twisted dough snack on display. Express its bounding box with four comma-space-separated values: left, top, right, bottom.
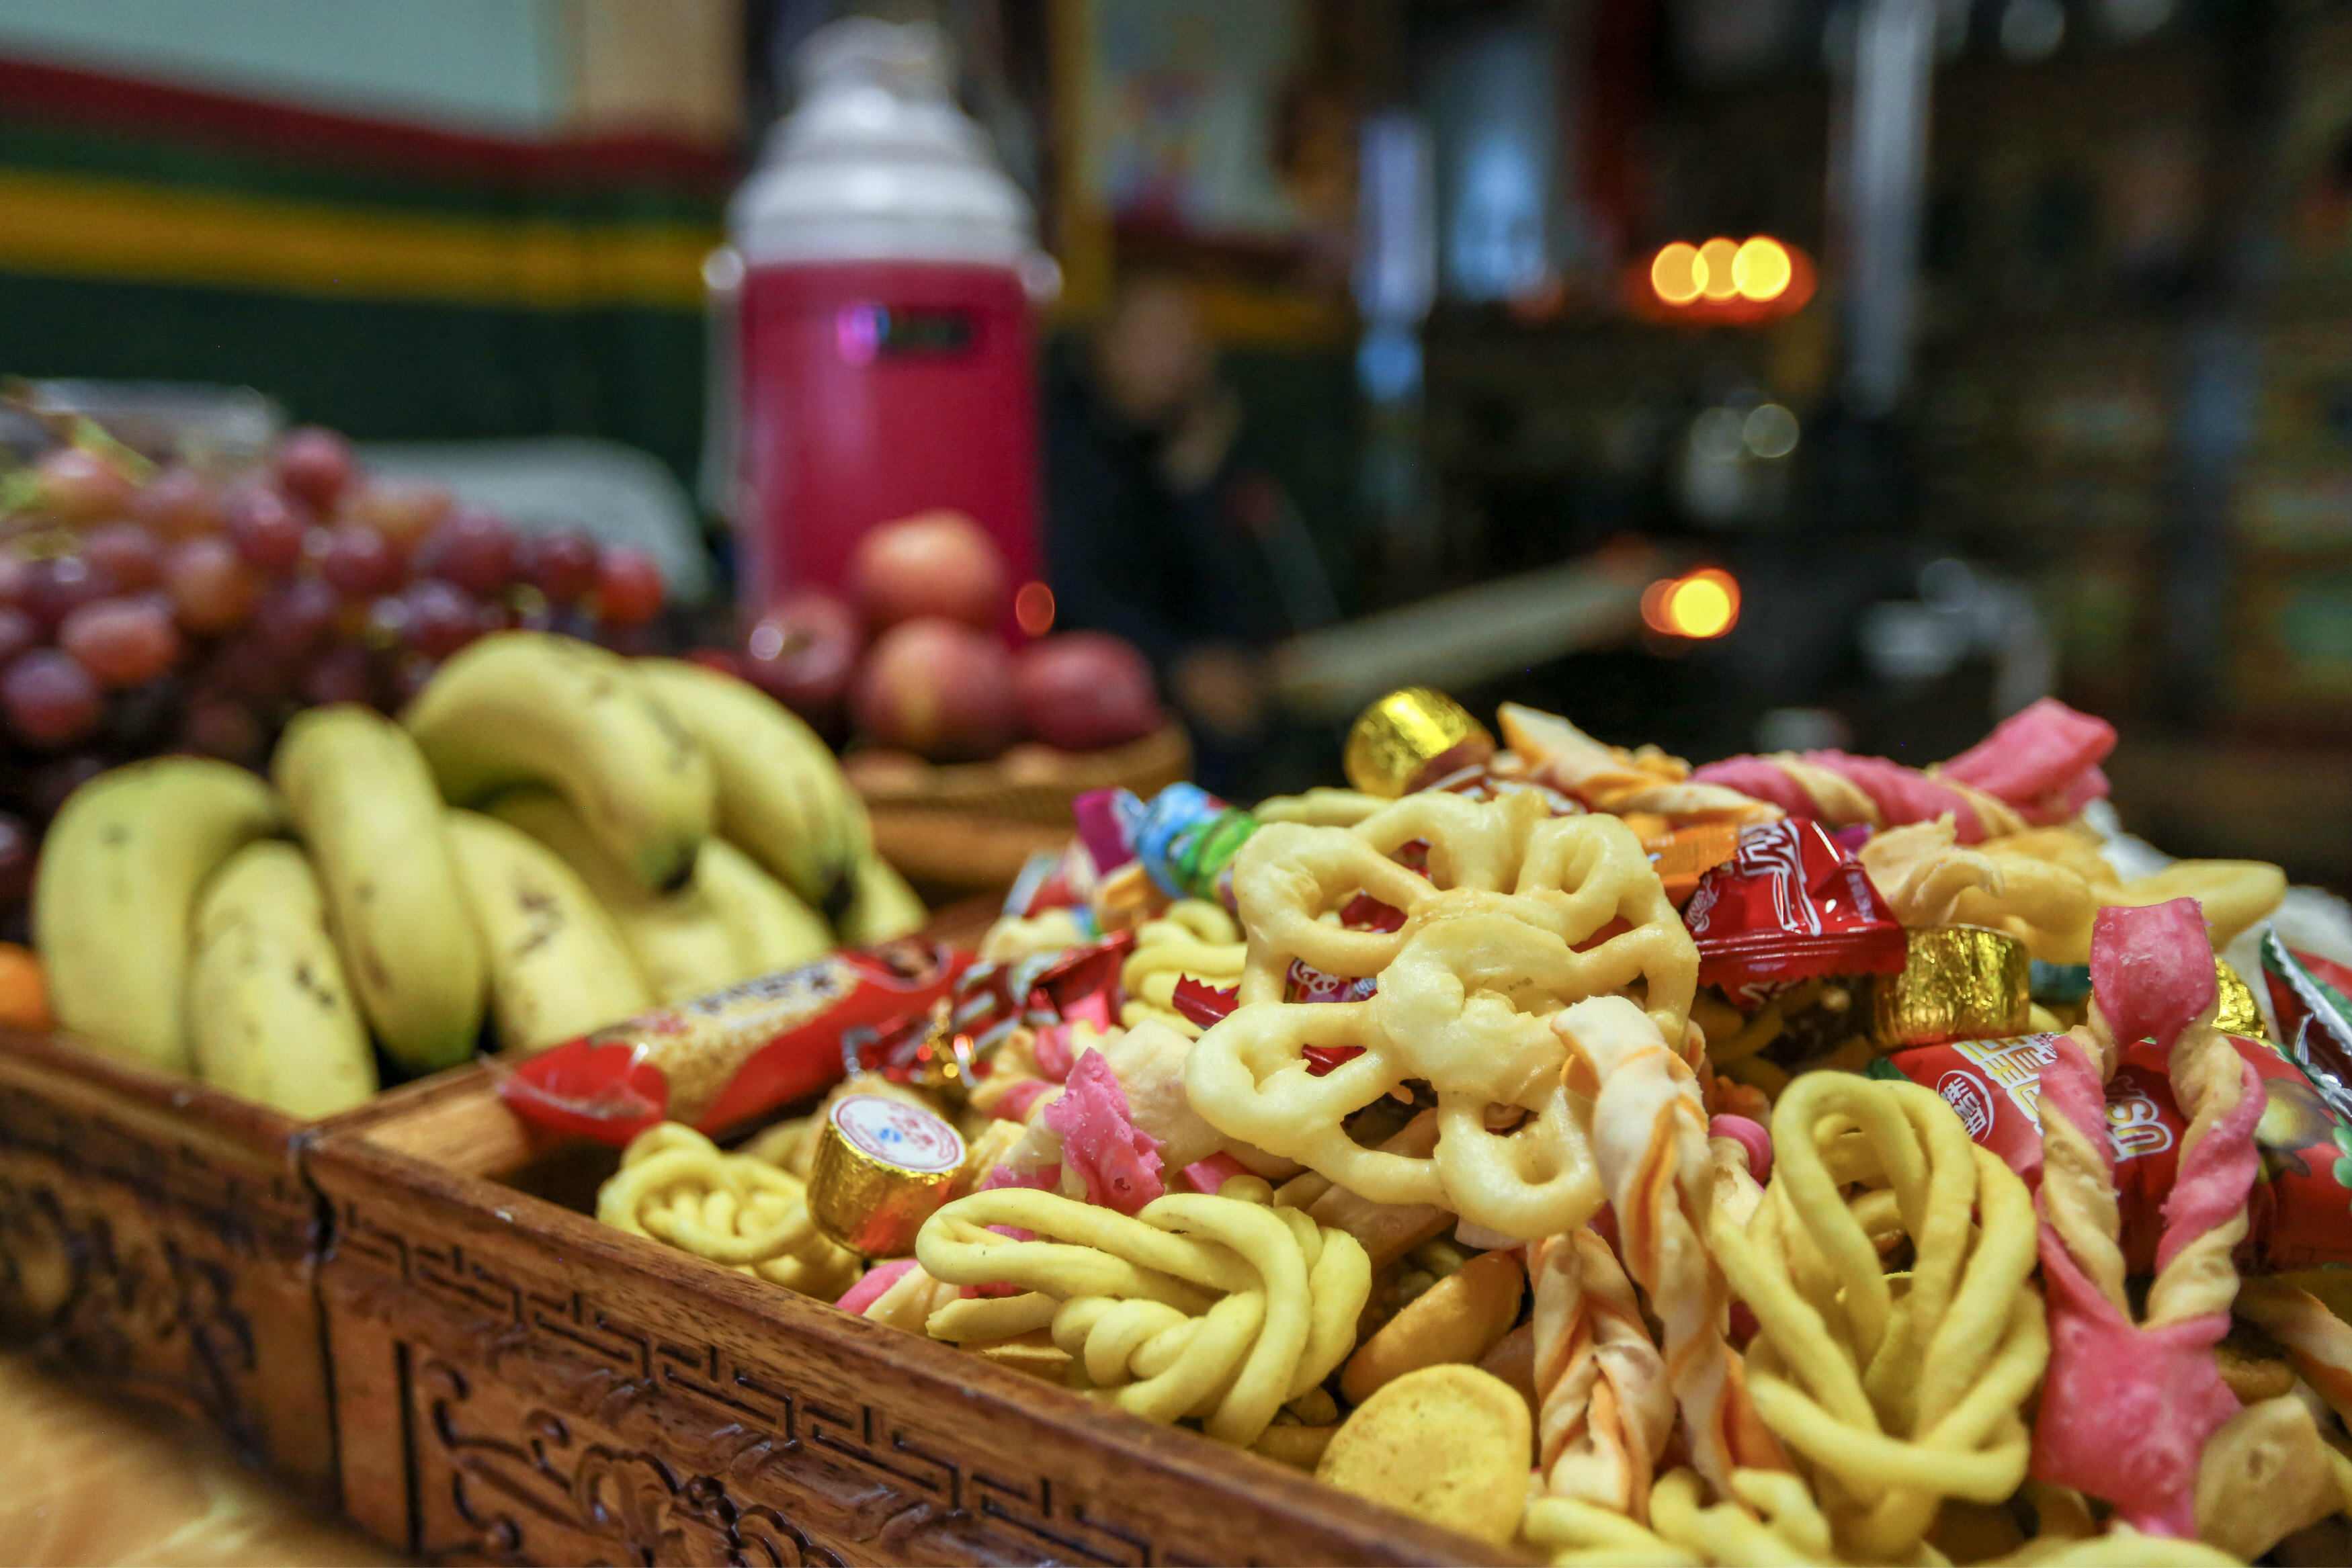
1530, 1227, 1671, 1520
1254, 787, 1385, 827
1859, 818, 2283, 964
1706, 1074, 2046, 1564
1120, 899, 1245, 1035
1521, 1467, 1835, 1565
1558, 996, 1785, 1499
1187, 790, 1697, 1239
597, 1123, 861, 1298
913, 1182, 1370, 1447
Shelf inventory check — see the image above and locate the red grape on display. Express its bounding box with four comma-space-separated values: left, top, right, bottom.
0, 551, 30, 607
36, 447, 134, 521
3, 650, 103, 748
27, 754, 107, 818
346, 481, 451, 548
0, 609, 36, 668
194, 634, 292, 704
302, 644, 378, 707
0, 812, 32, 908
320, 524, 400, 599
132, 466, 222, 539
178, 695, 264, 766
164, 537, 258, 633
595, 546, 663, 628
25, 556, 118, 631
60, 597, 182, 687
224, 486, 308, 574
403, 578, 480, 658
251, 576, 338, 656
387, 652, 437, 704
414, 509, 516, 596
274, 426, 353, 511
82, 521, 165, 592
364, 593, 410, 646
522, 529, 599, 603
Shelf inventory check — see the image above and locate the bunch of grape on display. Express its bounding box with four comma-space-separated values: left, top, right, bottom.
0, 425, 667, 921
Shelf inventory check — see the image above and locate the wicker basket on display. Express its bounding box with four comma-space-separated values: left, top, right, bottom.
856, 722, 1191, 894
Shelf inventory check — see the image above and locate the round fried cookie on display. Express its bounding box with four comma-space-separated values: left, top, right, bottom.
1315, 1364, 1531, 1543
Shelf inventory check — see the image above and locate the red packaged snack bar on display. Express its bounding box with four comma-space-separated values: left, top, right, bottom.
1876, 1031, 2352, 1273
499, 939, 970, 1145
1681, 819, 1907, 1004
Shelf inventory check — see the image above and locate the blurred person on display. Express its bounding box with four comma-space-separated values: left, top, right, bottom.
1044, 272, 1335, 793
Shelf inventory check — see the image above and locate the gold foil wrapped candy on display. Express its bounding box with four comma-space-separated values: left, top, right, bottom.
1872, 924, 2031, 1049
807, 1093, 967, 1256
1343, 688, 1495, 798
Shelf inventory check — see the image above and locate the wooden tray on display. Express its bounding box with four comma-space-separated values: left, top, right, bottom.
0, 1027, 478, 1504
308, 1074, 1519, 1566
857, 724, 1192, 895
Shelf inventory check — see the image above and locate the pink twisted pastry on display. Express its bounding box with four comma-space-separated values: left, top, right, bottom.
2031, 900, 2263, 1538
1557, 995, 1786, 1499
1530, 1226, 1673, 1518
1690, 698, 2114, 843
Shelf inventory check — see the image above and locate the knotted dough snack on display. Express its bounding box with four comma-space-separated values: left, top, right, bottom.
1187, 790, 1697, 1239
1707, 1072, 2046, 1564
597, 1122, 861, 1298
914, 1180, 1370, 1448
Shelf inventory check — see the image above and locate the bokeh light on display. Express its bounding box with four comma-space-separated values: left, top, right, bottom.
1731, 237, 1792, 302
1650, 242, 1704, 306
1697, 238, 1741, 300
1014, 579, 1056, 637
1642, 568, 1740, 639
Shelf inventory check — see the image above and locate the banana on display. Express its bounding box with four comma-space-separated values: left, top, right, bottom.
273, 703, 484, 1074
485, 787, 740, 1005
836, 853, 929, 947
186, 841, 378, 1117
700, 837, 833, 975
34, 757, 285, 1072
443, 809, 653, 1051
634, 658, 862, 912
405, 632, 714, 889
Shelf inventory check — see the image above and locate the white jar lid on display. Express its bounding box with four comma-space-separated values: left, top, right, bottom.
730, 17, 1038, 270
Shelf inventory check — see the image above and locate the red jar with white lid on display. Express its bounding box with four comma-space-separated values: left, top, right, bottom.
723, 18, 1050, 632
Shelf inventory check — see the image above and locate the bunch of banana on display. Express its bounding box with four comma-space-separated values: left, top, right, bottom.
31, 632, 926, 1116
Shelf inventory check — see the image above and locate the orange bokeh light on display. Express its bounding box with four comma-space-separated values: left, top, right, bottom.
1732, 237, 1792, 302
1650, 242, 1704, 306
1697, 238, 1740, 301
1014, 580, 1056, 637
1638, 237, 1812, 321
1642, 568, 1740, 640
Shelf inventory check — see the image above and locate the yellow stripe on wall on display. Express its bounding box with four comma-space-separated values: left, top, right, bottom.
0, 169, 717, 310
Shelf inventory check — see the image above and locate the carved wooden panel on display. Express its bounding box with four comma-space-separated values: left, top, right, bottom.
0, 1045, 335, 1499
312, 1123, 1513, 1568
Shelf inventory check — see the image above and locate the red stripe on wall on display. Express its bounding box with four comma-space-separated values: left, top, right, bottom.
0, 54, 739, 195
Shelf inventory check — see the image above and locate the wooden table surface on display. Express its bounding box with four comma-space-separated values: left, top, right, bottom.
0, 1356, 403, 1566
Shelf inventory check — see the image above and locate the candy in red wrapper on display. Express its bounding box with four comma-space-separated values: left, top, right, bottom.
1681, 819, 1907, 1003
948, 930, 1135, 1076
499, 940, 971, 1146
1875, 1029, 2352, 1273
1172, 974, 1237, 1031
2261, 931, 2352, 1123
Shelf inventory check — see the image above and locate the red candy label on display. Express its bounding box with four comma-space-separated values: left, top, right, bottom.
1880, 1031, 2352, 1273
1682, 819, 1907, 1002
